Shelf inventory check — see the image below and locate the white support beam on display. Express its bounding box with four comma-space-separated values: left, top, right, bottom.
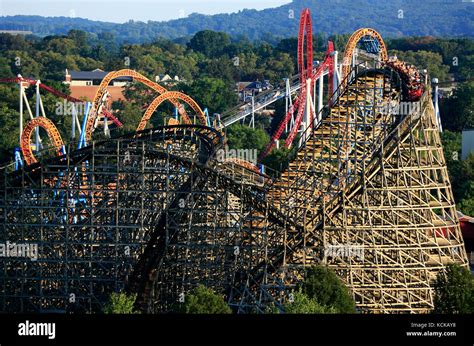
18, 75, 23, 144
318, 74, 323, 119
313, 77, 317, 115
22, 91, 34, 120
333, 50, 339, 103
72, 103, 77, 139
35, 80, 41, 150
39, 94, 46, 117
285, 78, 290, 133
298, 78, 315, 148
75, 105, 82, 136
432, 78, 442, 132
251, 96, 255, 129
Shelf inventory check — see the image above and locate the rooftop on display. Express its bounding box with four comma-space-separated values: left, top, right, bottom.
68, 69, 132, 81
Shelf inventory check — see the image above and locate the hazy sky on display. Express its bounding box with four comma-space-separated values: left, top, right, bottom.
0, 0, 291, 23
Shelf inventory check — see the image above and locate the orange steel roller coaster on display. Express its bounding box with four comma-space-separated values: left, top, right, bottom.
15, 69, 207, 165
341, 28, 389, 79
20, 116, 64, 165
86, 68, 207, 142
137, 91, 206, 132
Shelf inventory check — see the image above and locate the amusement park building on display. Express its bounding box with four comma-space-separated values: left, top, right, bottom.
64, 68, 131, 102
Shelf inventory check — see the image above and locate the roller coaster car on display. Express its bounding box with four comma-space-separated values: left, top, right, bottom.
401, 80, 424, 102
385, 61, 424, 102
406, 86, 423, 102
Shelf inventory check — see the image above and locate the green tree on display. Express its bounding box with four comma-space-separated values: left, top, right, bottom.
184, 77, 237, 114
390, 50, 450, 82
113, 99, 152, 135
97, 31, 118, 53
188, 30, 230, 58
441, 131, 464, 198
0, 57, 14, 78
433, 264, 474, 314
300, 265, 356, 313
262, 147, 292, 173
44, 37, 77, 56
0, 33, 32, 52
441, 132, 474, 214
0, 105, 20, 164
459, 181, 474, 216
458, 55, 474, 80
262, 52, 295, 84
67, 29, 90, 55
284, 290, 337, 314
199, 57, 236, 84
5, 50, 41, 78
276, 38, 298, 64
226, 123, 269, 153
440, 82, 474, 132
103, 292, 138, 314
177, 285, 232, 314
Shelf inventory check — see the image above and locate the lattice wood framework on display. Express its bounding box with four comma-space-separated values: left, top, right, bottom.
321, 89, 467, 313
0, 126, 225, 312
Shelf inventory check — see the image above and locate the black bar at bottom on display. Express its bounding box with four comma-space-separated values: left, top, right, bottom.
0, 314, 472, 345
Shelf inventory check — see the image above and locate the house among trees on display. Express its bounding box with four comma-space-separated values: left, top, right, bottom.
236, 80, 272, 102
155, 74, 183, 85
64, 68, 131, 102
0, 30, 33, 36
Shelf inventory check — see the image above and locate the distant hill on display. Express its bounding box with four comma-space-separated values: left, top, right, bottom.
0, 0, 473, 43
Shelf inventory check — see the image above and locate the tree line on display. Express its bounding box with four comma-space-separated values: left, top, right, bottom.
104, 263, 474, 314
1, 0, 473, 43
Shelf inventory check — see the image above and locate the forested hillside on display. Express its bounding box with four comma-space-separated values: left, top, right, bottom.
1, 0, 473, 44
